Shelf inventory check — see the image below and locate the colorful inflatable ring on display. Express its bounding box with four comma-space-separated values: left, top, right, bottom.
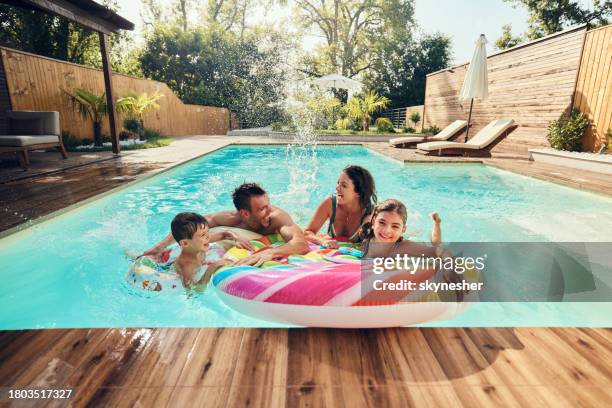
213, 254, 480, 328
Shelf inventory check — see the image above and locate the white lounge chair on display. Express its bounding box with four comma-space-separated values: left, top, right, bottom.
416, 119, 516, 157
389, 120, 468, 148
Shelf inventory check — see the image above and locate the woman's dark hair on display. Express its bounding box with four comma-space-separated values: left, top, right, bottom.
171, 212, 209, 242
232, 183, 267, 211
343, 165, 377, 211
360, 199, 408, 254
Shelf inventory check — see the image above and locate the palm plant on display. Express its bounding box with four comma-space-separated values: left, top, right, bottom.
116, 92, 164, 140
63, 88, 108, 146
345, 91, 390, 131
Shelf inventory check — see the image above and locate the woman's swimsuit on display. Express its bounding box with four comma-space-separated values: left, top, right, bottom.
327, 195, 372, 242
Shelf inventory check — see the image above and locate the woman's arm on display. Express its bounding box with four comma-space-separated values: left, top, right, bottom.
304, 197, 332, 245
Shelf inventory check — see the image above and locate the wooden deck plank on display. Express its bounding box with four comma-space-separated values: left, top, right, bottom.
0, 328, 611, 407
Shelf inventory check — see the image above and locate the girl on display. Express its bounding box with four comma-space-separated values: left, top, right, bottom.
361, 199, 442, 258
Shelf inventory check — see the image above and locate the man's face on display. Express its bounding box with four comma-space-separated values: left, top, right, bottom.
241, 194, 272, 228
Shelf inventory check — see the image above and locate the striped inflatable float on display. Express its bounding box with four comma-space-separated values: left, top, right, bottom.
213, 232, 478, 328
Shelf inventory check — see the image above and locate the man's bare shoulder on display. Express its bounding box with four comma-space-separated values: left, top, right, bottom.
206, 210, 243, 227
270, 206, 295, 228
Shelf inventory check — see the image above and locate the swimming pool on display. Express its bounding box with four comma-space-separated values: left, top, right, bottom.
1, 144, 611, 329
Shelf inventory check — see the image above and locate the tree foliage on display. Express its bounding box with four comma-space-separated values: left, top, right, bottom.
366, 33, 452, 108
505, 0, 611, 41
495, 24, 524, 50
139, 23, 288, 127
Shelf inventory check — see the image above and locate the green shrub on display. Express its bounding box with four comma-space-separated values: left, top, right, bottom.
409, 111, 421, 128
119, 131, 130, 141
81, 138, 93, 146
403, 127, 416, 133
375, 117, 394, 132
62, 132, 81, 149
271, 122, 283, 131
143, 128, 162, 140
423, 125, 441, 135
123, 117, 142, 135
335, 118, 350, 130
547, 109, 589, 151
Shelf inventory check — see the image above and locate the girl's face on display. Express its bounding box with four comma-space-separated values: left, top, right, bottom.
336, 171, 359, 205
372, 210, 406, 243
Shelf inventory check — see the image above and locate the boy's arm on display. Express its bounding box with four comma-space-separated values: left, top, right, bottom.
142, 233, 175, 259
210, 229, 255, 251
194, 260, 230, 292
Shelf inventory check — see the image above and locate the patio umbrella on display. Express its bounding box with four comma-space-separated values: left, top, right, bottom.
314, 73, 362, 99
459, 34, 489, 142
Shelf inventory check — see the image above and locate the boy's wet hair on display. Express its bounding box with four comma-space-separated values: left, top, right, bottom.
232, 183, 267, 211
171, 212, 208, 242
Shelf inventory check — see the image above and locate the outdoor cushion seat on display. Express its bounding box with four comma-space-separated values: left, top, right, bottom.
416, 119, 516, 154
1, 110, 67, 170
0, 135, 60, 147
389, 120, 468, 148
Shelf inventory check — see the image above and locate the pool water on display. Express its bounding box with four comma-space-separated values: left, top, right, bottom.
1, 144, 611, 329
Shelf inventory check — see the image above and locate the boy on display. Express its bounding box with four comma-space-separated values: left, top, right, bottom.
171, 212, 230, 291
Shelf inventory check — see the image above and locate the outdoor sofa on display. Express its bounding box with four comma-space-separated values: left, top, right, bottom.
0, 111, 67, 170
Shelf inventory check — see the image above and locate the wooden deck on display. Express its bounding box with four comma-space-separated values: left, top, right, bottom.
0, 327, 611, 407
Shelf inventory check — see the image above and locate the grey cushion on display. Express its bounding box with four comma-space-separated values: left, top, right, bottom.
0, 135, 60, 147
6, 111, 60, 136
9, 118, 43, 135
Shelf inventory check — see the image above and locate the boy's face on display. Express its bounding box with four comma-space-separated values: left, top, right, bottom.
179, 224, 210, 253
240, 194, 272, 228
372, 211, 406, 243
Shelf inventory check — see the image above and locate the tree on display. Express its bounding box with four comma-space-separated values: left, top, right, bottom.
409, 111, 421, 128
506, 0, 611, 40
345, 91, 390, 131
495, 24, 524, 50
0, 1, 142, 76
366, 32, 452, 108
294, 0, 416, 78
139, 23, 288, 127
63, 88, 108, 146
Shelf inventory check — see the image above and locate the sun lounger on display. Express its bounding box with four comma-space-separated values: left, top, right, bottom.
389, 120, 468, 148
0, 111, 67, 170
416, 119, 516, 157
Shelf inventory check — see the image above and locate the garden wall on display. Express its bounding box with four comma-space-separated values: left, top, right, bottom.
0, 47, 231, 140
422, 26, 587, 157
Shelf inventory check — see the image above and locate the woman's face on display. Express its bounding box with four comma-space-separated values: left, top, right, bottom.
372, 211, 405, 243
336, 171, 359, 205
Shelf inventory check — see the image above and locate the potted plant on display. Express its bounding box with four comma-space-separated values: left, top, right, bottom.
63, 88, 108, 147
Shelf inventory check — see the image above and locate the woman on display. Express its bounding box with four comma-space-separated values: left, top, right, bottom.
304, 165, 377, 248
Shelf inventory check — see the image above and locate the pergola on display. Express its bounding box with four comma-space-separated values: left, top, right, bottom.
0, 0, 135, 154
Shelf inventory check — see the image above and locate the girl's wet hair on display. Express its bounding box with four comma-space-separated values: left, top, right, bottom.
360, 199, 408, 252
343, 165, 377, 210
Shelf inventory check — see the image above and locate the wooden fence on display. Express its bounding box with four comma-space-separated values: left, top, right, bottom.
0, 47, 231, 140
422, 26, 587, 157
574, 25, 612, 152
405, 105, 424, 132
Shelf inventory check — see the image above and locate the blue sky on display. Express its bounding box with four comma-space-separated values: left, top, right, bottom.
115, 0, 538, 64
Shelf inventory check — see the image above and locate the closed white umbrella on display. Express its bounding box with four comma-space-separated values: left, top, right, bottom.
459, 34, 489, 141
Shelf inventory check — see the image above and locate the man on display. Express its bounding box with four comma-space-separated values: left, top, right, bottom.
143, 183, 309, 266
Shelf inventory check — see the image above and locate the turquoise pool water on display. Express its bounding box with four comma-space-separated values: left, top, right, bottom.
1, 144, 611, 329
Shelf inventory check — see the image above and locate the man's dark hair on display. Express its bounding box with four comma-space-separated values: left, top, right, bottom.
232, 183, 267, 211
171, 212, 208, 242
